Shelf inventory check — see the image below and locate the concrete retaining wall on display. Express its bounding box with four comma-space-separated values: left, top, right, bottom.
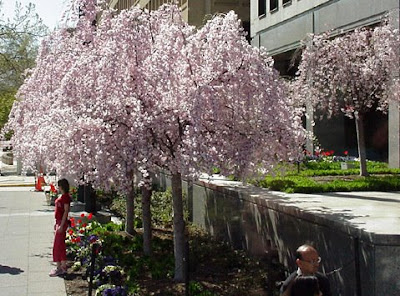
154, 172, 400, 296
1, 152, 13, 165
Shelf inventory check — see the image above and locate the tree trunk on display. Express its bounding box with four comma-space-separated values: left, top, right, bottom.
354, 112, 369, 177
141, 180, 152, 255
171, 172, 185, 282
125, 187, 135, 235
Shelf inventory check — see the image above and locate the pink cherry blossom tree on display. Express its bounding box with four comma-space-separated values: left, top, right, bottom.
140, 6, 304, 281
294, 23, 399, 176
4, 1, 146, 238
3, 27, 87, 173
4, 2, 305, 282
48, 5, 157, 237
3, 0, 98, 174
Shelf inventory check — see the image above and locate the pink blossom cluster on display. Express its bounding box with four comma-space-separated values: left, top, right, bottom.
291, 21, 399, 176
293, 22, 400, 119
4, 2, 305, 193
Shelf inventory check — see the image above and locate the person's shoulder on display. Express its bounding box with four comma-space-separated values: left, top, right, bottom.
315, 272, 331, 295
280, 271, 297, 293
315, 272, 329, 281
61, 193, 72, 203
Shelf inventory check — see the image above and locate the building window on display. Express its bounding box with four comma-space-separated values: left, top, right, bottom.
283, 0, 291, 5
270, 0, 278, 11
258, 0, 266, 17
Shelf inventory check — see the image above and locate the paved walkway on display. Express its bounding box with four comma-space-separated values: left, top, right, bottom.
0, 175, 399, 295
0, 175, 35, 187
0, 187, 66, 296
202, 174, 400, 238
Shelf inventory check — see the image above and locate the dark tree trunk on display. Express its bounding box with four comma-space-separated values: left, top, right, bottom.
355, 111, 369, 177
171, 172, 185, 282
141, 179, 152, 255
125, 187, 135, 235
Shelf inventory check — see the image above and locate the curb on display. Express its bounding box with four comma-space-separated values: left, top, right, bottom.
0, 184, 35, 187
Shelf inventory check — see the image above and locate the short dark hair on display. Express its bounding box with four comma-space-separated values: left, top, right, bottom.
57, 178, 70, 193
291, 275, 320, 296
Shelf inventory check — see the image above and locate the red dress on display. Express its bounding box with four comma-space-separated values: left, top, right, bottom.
53, 193, 71, 262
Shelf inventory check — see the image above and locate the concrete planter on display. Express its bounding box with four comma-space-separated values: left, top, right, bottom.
340, 162, 355, 170
1, 152, 13, 165
45, 191, 57, 206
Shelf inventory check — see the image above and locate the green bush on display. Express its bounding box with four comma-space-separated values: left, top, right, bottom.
292, 160, 400, 176
109, 188, 189, 229
252, 160, 400, 193
257, 175, 400, 193
189, 281, 218, 296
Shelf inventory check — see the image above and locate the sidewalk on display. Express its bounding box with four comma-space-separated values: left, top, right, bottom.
202, 174, 400, 237
0, 175, 35, 187
0, 187, 66, 296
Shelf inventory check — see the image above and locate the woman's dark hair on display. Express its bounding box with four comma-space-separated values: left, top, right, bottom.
291, 275, 320, 296
57, 178, 70, 193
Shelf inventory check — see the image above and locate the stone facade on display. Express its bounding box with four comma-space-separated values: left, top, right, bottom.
155, 172, 400, 296
251, 0, 400, 164
110, 0, 250, 28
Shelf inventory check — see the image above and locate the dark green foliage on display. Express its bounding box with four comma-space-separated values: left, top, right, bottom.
67, 186, 284, 295
285, 160, 400, 176
256, 169, 400, 193
107, 188, 188, 229
189, 281, 218, 296
251, 160, 400, 193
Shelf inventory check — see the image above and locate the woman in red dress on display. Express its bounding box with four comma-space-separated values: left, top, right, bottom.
49, 178, 71, 277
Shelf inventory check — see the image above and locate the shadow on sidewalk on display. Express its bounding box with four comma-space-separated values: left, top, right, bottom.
0, 264, 24, 275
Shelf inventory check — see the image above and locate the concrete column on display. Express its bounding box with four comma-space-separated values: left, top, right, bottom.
389, 101, 400, 167
205, 0, 211, 15
17, 158, 22, 175
388, 8, 400, 168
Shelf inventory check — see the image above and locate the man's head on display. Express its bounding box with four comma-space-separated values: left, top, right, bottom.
295, 244, 321, 275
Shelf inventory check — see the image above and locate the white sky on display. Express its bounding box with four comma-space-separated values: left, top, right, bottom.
1, 0, 71, 29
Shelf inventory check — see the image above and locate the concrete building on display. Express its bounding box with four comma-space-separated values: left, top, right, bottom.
109, 0, 250, 30
251, 0, 400, 166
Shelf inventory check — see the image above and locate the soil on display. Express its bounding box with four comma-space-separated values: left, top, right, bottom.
63, 229, 284, 296
312, 175, 362, 182
64, 264, 272, 296
64, 271, 89, 296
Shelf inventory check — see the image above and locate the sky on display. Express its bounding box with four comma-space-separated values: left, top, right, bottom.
1, 0, 70, 29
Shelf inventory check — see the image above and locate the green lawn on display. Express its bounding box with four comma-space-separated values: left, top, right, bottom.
254, 160, 400, 193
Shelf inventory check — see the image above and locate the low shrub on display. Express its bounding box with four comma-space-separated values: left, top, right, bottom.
108, 188, 188, 229
251, 160, 400, 193
256, 175, 400, 193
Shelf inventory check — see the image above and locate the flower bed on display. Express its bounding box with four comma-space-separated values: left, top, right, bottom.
67, 213, 131, 295
65, 209, 279, 296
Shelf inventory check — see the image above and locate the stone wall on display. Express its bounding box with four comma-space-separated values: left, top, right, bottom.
154, 172, 400, 296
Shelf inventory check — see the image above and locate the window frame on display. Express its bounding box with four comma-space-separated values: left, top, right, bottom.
258, 0, 266, 18
269, 0, 278, 12
283, 0, 292, 7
